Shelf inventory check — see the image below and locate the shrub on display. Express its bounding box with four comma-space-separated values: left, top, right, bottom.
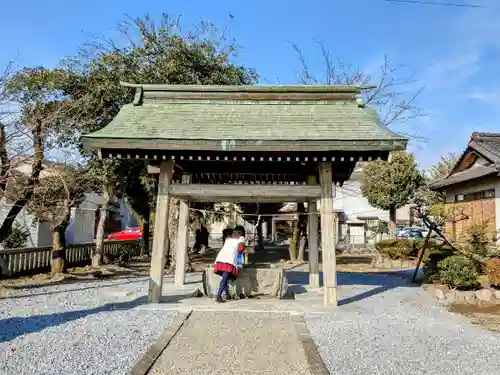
421, 244, 454, 263
460, 221, 492, 257
375, 239, 416, 260
370, 220, 389, 234
118, 243, 138, 264
485, 258, 500, 286
1, 223, 30, 249
437, 256, 478, 289
376, 238, 456, 266
420, 244, 455, 283
375, 239, 403, 250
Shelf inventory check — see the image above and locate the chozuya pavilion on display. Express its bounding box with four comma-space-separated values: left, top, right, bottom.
82, 82, 407, 306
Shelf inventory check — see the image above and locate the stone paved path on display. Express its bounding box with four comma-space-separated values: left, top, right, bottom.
148, 311, 315, 375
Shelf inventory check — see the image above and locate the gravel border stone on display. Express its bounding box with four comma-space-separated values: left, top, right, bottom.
427, 284, 500, 303
372, 257, 416, 270
128, 310, 192, 375
290, 313, 330, 375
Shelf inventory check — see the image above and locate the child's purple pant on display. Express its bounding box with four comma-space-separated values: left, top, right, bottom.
217, 271, 230, 297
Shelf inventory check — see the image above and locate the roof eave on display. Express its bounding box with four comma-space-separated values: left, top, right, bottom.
119, 81, 377, 94
82, 137, 408, 153
428, 170, 499, 190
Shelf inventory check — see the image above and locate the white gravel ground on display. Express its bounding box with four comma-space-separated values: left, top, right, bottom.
306, 273, 500, 375
0, 277, 176, 375
4, 271, 500, 375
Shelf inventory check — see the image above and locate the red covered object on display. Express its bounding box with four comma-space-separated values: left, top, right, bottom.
107, 227, 143, 241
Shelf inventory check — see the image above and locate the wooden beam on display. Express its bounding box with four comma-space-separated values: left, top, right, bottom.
175, 174, 191, 286
412, 228, 433, 283
150, 158, 357, 173
307, 176, 320, 289
148, 160, 173, 303
319, 161, 337, 307
168, 183, 321, 203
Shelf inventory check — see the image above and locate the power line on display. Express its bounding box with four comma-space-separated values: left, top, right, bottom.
383, 0, 489, 8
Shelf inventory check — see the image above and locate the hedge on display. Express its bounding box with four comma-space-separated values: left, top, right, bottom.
375, 239, 454, 262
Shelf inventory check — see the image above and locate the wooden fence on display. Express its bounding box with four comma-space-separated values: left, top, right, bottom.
0, 240, 140, 277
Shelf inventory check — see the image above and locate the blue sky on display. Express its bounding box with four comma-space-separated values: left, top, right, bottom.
1, 0, 499, 169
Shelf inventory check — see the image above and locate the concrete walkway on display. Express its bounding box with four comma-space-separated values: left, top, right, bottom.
147, 311, 319, 375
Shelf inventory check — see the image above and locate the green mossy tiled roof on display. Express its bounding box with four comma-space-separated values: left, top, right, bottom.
82, 84, 408, 152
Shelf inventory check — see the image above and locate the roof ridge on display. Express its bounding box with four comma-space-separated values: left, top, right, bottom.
120, 81, 376, 94
471, 132, 500, 138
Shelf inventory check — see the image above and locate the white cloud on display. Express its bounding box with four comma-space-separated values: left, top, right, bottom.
377, 3, 500, 170
421, 52, 480, 89
418, 4, 500, 91
467, 91, 500, 104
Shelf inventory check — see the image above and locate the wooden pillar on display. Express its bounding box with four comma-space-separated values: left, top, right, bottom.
307, 176, 320, 288
175, 173, 191, 286
148, 160, 173, 303
319, 162, 337, 306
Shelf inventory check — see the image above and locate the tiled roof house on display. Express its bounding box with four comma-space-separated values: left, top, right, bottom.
429, 132, 500, 238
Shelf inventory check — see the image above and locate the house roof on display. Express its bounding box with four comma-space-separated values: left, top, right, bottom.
429, 132, 500, 190
357, 215, 380, 220
468, 132, 500, 163
428, 165, 499, 189
8, 156, 67, 178
81, 82, 408, 152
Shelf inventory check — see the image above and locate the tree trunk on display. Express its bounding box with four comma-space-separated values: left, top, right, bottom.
389, 207, 397, 236
0, 119, 43, 242
298, 236, 306, 260
256, 221, 263, 250
51, 200, 72, 275
170, 248, 193, 273
297, 203, 307, 260
51, 226, 67, 274
289, 218, 299, 261
0, 121, 9, 192
168, 198, 193, 272
92, 185, 109, 267
141, 218, 150, 257
165, 197, 179, 268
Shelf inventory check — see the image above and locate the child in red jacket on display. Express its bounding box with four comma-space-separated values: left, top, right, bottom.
213, 225, 246, 302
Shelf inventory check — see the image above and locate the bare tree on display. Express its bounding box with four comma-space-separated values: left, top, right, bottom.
293, 42, 425, 131
23, 163, 97, 274
0, 67, 75, 243
0, 61, 16, 116
0, 61, 17, 194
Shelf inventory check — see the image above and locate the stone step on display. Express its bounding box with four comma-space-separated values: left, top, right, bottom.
147, 311, 318, 375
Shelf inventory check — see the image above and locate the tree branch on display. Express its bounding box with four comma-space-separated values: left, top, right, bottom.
292, 43, 426, 129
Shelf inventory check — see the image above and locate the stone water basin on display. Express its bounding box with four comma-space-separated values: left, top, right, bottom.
202, 263, 288, 299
